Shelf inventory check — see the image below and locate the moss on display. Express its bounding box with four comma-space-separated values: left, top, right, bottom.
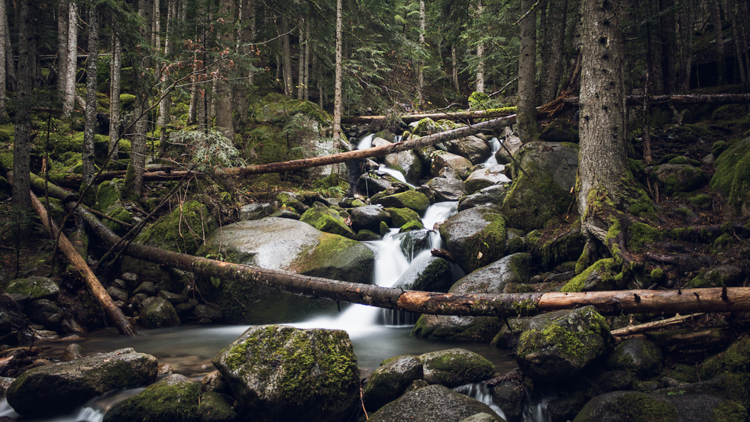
386, 207, 421, 227
119, 94, 137, 110
575, 393, 679, 422
712, 401, 748, 422
711, 137, 750, 216
650, 268, 666, 284
95, 180, 123, 212
712, 141, 729, 158
701, 337, 750, 379
399, 220, 424, 232
386, 191, 430, 214
512, 299, 539, 315
562, 258, 620, 292
690, 194, 712, 209
538, 226, 586, 268
253, 93, 332, 126
138, 200, 216, 255
714, 233, 734, 250
628, 222, 663, 253
103, 377, 201, 422
300, 205, 357, 239
668, 156, 701, 166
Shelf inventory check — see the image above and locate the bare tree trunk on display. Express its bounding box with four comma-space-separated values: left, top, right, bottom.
475, 0, 484, 93
215, 0, 234, 140
711, 0, 725, 85
727, 0, 746, 83
281, 16, 293, 96
539, 0, 568, 103
517, 0, 538, 142
661, 0, 677, 93
12, 0, 34, 212
297, 20, 305, 99
188, 50, 198, 124
303, 17, 310, 100
235, 0, 255, 124
2, 1, 12, 94
109, 32, 121, 166
417, 0, 425, 106
645, 0, 665, 95
63, 1, 78, 116
153, 0, 160, 50
333, 0, 343, 140
677, 0, 694, 91
82, 5, 99, 190
157, 0, 175, 157
57, 0, 69, 114
452, 45, 460, 93
142, 0, 154, 47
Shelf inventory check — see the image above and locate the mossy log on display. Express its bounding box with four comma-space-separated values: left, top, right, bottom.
6, 172, 136, 336
71, 201, 750, 318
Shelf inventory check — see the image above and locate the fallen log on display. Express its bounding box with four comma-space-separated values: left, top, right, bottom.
72, 200, 750, 318
342, 108, 516, 124
564, 93, 750, 106
5, 173, 136, 336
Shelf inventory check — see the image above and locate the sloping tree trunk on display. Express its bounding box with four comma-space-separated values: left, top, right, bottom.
109, 32, 121, 166
281, 16, 293, 96
517, 0, 537, 142
82, 5, 99, 189
333, 0, 343, 140
215, 0, 234, 140
12, 0, 35, 212
711, 0, 725, 85
63, 1, 78, 116
539, 0, 568, 103
475, 0, 484, 93
57, 0, 69, 115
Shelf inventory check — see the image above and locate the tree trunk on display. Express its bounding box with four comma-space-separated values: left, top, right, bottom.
452, 44, 460, 93
214, 0, 234, 140
63, 1, 78, 116
109, 32, 121, 166
303, 16, 310, 101
343, 108, 514, 124
157, 0, 174, 157
57, 0, 69, 115
539, 0, 568, 103
711, 0, 725, 85
646, 0, 665, 95
660, 0, 677, 93
13, 0, 35, 212
235, 0, 255, 124
73, 201, 750, 317
333, 0, 343, 140
281, 16, 293, 96
417, 0, 425, 106
142, 0, 154, 47
475, 0, 484, 93
297, 20, 305, 99
727, 0, 746, 83
82, 5, 99, 189
677, 0, 694, 92
739, 1, 750, 83
153, 0, 160, 50
517, 0, 537, 142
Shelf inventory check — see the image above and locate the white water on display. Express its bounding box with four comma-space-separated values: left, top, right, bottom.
357, 133, 375, 150
378, 164, 415, 188
454, 383, 507, 420
484, 137, 502, 166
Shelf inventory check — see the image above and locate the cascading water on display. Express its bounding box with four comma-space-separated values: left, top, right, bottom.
483, 137, 502, 166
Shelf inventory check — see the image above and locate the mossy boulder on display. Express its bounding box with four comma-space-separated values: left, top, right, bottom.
701, 336, 750, 380
7, 348, 158, 417
350, 205, 392, 232
137, 200, 217, 255
412, 118, 461, 137
458, 184, 508, 212
516, 306, 612, 382
654, 373, 750, 410
103, 374, 201, 422
276, 191, 309, 214
385, 149, 424, 185
426, 170, 468, 201
444, 135, 492, 164
430, 151, 474, 179
605, 337, 663, 377
394, 254, 453, 292
253, 93, 332, 126
501, 142, 578, 232
357, 171, 410, 196
198, 218, 374, 323
439, 206, 509, 274
198, 391, 240, 422
413, 253, 530, 342
652, 164, 709, 196
711, 137, 750, 218
372, 190, 430, 214
212, 325, 359, 422
140, 297, 181, 329
688, 265, 745, 288
363, 355, 424, 412
300, 203, 357, 239
5, 276, 60, 305
369, 384, 504, 422
561, 258, 625, 292
418, 348, 494, 388
386, 207, 422, 228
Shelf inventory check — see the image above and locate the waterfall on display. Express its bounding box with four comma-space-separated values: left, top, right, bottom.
455, 382, 555, 422
454, 383, 507, 420
357, 133, 375, 150
484, 137, 501, 166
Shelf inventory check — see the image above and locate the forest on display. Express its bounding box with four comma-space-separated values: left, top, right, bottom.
1, 0, 750, 421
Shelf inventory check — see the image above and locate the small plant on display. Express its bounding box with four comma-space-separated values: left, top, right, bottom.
170, 129, 247, 173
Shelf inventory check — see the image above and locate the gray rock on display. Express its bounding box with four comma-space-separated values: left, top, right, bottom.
419, 348, 494, 387
201, 370, 229, 394
106, 286, 129, 302
61, 343, 84, 361
350, 205, 392, 232
652, 164, 709, 195
158, 290, 187, 304
174, 300, 197, 316
195, 304, 223, 321
276, 191, 309, 214
111, 279, 128, 290
431, 152, 474, 179
239, 203, 275, 221
372, 190, 431, 214
458, 185, 508, 211
460, 413, 505, 422
369, 384, 504, 422
140, 297, 180, 329
427, 176, 468, 201
121, 272, 139, 288
516, 306, 612, 382
489, 371, 526, 422
5, 276, 60, 304
495, 127, 522, 163
61, 318, 86, 335
199, 391, 240, 422
364, 355, 423, 411
269, 209, 301, 220
358, 171, 409, 196
394, 254, 453, 293
26, 299, 63, 328
464, 165, 511, 194
212, 325, 360, 422
397, 230, 432, 260
0, 312, 12, 333
445, 135, 492, 164
439, 206, 509, 274
7, 348, 158, 417
300, 203, 357, 239
605, 337, 663, 377
103, 374, 200, 422
134, 281, 157, 296
385, 149, 424, 185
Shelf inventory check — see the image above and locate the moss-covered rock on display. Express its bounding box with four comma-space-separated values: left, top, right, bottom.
138, 200, 217, 255
688, 265, 745, 288
561, 258, 625, 292
605, 337, 663, 377
516, 306, 612, 382
198, 391, 240, 422
439, 206, 509, 274
373, 190, 430, 214
5, 276, 60, 305
103, 374, 201, 422
399, 220, 424, 232
8, 348, 158, 417
418, 348, 494, 388
363, 355, 423, 412
300, 203, 357, 239
652, 164, 709, 195
701, 336, 750, 380
212, 325, 359, 422
140, 297, 180, 329
386, 207, 422, 227
370, 384, 503, 422
710, 137, 750, 218
572, 391, 679, 422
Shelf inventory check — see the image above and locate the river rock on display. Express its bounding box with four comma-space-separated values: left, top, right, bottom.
413, 254, 531, 342
5, 276, 60, 304
445, 135, 491, 164
212, 325, 359, 422
427, 168, 468, 201
460, 413, 505, 422
239, 203, 275, 221
489, 370, 527, 422
369, 384, 504, 422
439, 206, 509, 273
201, 370, 230, 394
199, 391, 240, 422
386, 207, 422, 228
350, 205, 392, 232
605, 337, 663, 377
7, 347, 157, 417
363, 355, 424, 411
134, 281, 156, 296
419, 348, 494, 387
652, 163, 709, 195
385, 149, 424, 185
516, 306, 612, 382
430, 151, 474, 179
464, 165, 511, 194
300, 202, 357, 239
458, 184, 508, 211
700, 336, 750, 380
106, 286, 129, 302
140, 297, 181, 329
200, 218, 374, 323
194, 304, 223, 322
394, 254, 453, 292
61, 343, 84, 362
26, 299, 63, 329
103, 374, 201, 422
158, 290, 187, 305
358, 171, 410, 196
501, 141, 578, 231
372, 190, 431, 214
689, 264, 746, 288
276, 191, 309, 214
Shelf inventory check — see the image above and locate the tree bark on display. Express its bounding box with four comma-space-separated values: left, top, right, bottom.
333, 0, 343, 140
63, 1, 78, 117
475, 0, 484, 93
711, 0, 725, 85
660, 0, 677, 93
727, 0, 746, 83
12, 0, 34, 212
57, 0, 69, 115
517, 0, 537, 142
343, 108, 514, 124
297, 20, 305, 100
153, 0, 161, 50
109, 33, 121, 166
214, 0, 234, 141
157, 0, 173, 157
677, 0, 694, 92
538, 0, 567, 104
417, 0, 425, 106
82, 5, 99, 189
646, 0, 665, 95
73, 202, 750, 317
281, 15, 293, 96
303, 16, 310, 100
452, 44, 460, 93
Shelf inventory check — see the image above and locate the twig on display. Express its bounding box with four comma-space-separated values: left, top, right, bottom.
611, 313, 705, 337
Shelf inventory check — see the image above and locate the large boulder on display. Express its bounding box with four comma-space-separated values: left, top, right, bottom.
445, 135, 492, 164
140, 297, 181, 329
516, 306, 612, 382
500, 142, 578, 232
5, 276, 60, 305
385, 149, 424, 184
103, 374, 201, 422
494, 127, 522, 164
300, 202, 357, 239
711, 136, 750, 218
358, 171, 410, 196
458, 184, 508, 212
419, 348, 494, 387
212, 325, 360, 422
652, 164, 709, 196
350, 205, 392, 232
393, 254, 454, 292
26, 299, 64, 328
439, 206, 509, 274
413, 254, 530, 342
605, 337, 663, 377
464, 165, 511, 194
430, 151, 474, 179
369, 384, 505, 422
363, 355, 424, 412
427, 167, 468, 201
199, 218, 374, 323
7, 348, 158, 417
372, 190, 431, 214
